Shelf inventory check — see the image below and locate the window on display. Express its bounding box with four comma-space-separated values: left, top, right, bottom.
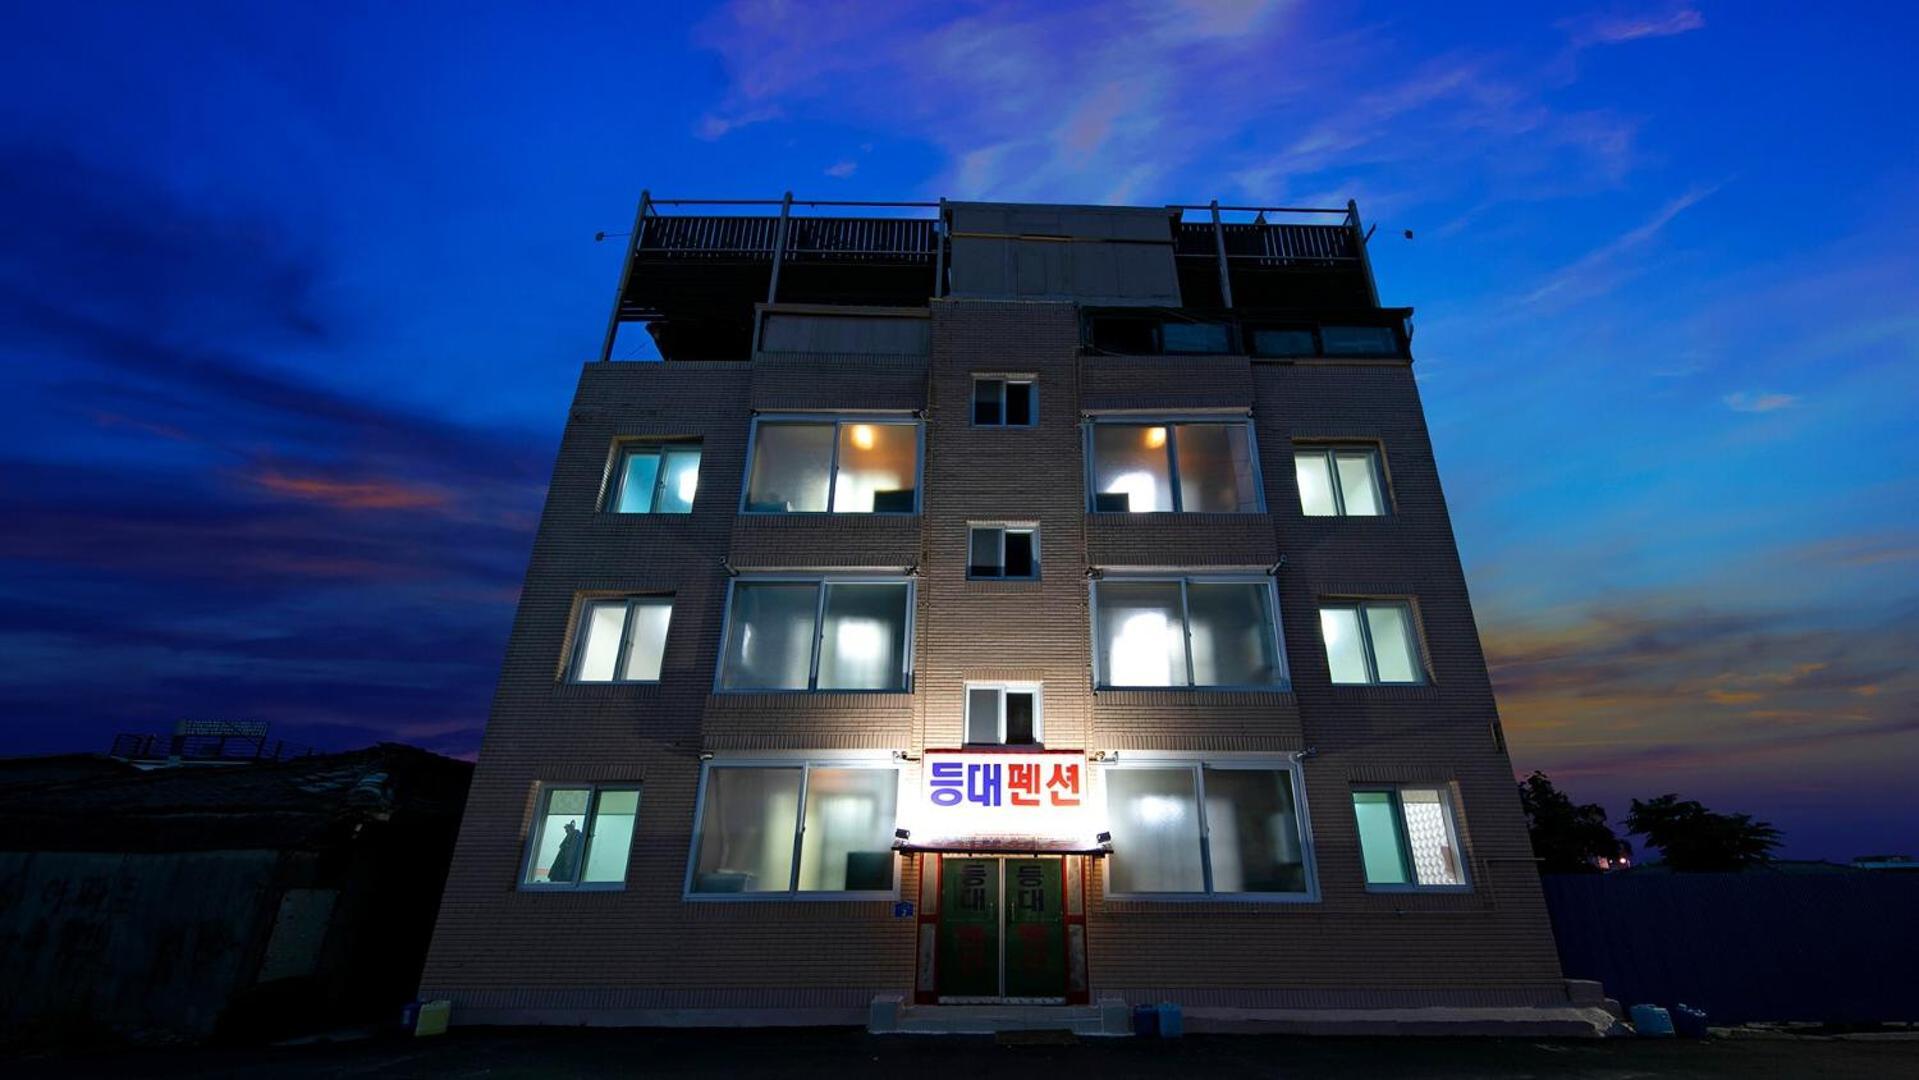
687, 762, 900, 897
1092, 577, 1285, 689
1160, 320, 1231, 354
1087, 421, 1261, 513
1104, 762, 1313, 898
521, 785, 640, 889
609, 443, 700, 514
569, 597, 672, 683
1352, 786, 1467, 889
1087, 316, 1233, 355
718, 579, 913, 691
1319, 601, 1423, 685
1248, 327, 1316, 358
743, 417, 920, 514
967, 524, 1038, 579
965, 683, 1042, 745
1294, 446, 1385, 517
1320, 325, 1401, 356
973, 377, 1036, 427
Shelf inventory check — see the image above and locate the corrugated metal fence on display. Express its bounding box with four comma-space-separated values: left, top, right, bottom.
1542, 873, 1919, 1023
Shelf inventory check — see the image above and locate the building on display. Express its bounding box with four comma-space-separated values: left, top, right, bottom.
420, 194, 1591, 1033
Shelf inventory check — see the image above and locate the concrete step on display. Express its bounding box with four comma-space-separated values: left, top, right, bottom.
870, 996, 1132, 1036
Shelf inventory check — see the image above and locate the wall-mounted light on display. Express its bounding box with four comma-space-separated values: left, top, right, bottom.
1144, 426, 1167, 449
850, 423, 877, 450
893, 827, 912, 851
1096, 830, 1114, 854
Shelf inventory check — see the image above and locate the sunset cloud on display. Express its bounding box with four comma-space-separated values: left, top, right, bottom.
253, 469, 450, 511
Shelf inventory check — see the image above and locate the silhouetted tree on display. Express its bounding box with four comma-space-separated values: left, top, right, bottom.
1625, 793, 1782, 871
1518, 772, 1629, 873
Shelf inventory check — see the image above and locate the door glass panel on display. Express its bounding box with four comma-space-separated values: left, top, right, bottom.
1004, 859, 1066, 998
1105, 767, 1205, 893
797, 768, 898, 892
937, 858, 1001, 998
691, 767, 802, 893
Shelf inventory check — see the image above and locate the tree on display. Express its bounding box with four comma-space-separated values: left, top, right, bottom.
1625, 793, 1782, 871
1518, 772, 1630, 873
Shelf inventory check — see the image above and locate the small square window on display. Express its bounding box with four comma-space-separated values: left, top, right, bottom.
973, 377, 1037, 427
1319, 600, 1423, 685
569, 597, 672, 683
964, 683, 1042, 745
610, 444, 701, 513
1295, 446, 1386, 516
1352, 786, 1467, 889
968, 525, 1039, 579
522, 784, 640, 888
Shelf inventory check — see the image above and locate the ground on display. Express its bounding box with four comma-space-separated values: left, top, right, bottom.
8, 1027, 1919, 1079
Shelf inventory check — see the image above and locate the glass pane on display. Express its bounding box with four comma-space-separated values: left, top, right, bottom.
817, 584, 909, 690
1402, 788, 1464, 886
692, 767, 802, 893
1321, 325, 1399, 356
1005, 691, 1036, 744
1174, 424, 1258, 512
720, 583, 819, 690
1003, 530, 1035, 578
1320, 607, 1370, 684
834, 422, 918, 513
969, 526, 1002, 577
1251, 327, 1315, 357
1095, 581, 1188, 687
1334, 451, 1381, 516
973, 379, 1002, 425
614, 450, 661, 513
1294, 452, 1337, 517
798, 768, 899, 892
1204, 769, 1305, 893
1161, 321, 1229, 353
1186, 583, 1279, 686
1006, 381, 1033, 425
574, 602, 628, 682
582, 789, 639, 884
619, 600, 672, 681
1352, 791, 1410, 885
1364, 604, 1420, 683
1106, 768, 1205, 893
966, 687, 1001, 744
1091, 425, 1173, 513
655, 447, 701, 514
745, 423, 833, 513
527, 788, 592, 884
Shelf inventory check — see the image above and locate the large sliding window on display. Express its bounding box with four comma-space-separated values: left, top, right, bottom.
1319, 600, 1424, 685
1352, 786, 1469, 890
1087, 420, 1262, 513
1104, 761, 1314, 899
686, 761, 901, 898
1092, 576, 1285, 689
718, 578, 914, 692
743, 416, 921, 514
520, 784, 640, 890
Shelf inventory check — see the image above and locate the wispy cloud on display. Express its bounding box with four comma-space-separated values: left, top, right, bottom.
1561, 6, 1706, 49
823, 159, 857, 179
1521, 183, 1718, 306
1723, 390, 1798, 413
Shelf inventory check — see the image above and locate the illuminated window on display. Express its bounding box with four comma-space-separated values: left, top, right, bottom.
687, 761, 900, 897
1319, 601, 1423, 685
1294, 446, 1385, 517
608, 443, 700, 514
1352, 786, 1468, 890
1104, 762, 1313, 898
568, 597, 672, 683
743, 417, 920, 513
1092, 577, 1284, 689
968, 524, 1038, 579
718, 579, 913, 692
965, 683, 1042, 745
973, 377, 1036, 427
1088, 421, 1261, 513
521, 784, 640, 889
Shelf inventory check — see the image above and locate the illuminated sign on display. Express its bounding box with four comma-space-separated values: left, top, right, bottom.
905, 751, 1099, 852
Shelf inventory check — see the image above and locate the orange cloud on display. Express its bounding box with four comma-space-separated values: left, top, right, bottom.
1706, 689, 1762, 705
253, 469, 449, 511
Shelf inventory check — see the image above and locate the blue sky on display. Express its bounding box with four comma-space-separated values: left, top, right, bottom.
1, 2, 1913, 860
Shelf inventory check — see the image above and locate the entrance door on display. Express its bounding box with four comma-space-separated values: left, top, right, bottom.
935, 855, 1066, 1001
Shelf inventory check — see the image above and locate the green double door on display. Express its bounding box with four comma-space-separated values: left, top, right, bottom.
936, 856, 1066, 1000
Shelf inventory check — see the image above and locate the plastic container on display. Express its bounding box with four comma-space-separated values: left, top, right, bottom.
1629, 1004, 1674, 1037
415, 998, 452, 1037
1155, 1001, 1184, 1039
1132, 1003, 1160, 1038
1671, 1003, 1709, 1039
399, 1000, 422, 1032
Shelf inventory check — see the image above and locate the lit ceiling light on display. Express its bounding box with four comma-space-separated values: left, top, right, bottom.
1145, 426, 1167, 449
851, 424, 877, 450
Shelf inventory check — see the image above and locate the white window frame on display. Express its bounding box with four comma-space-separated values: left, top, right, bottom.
971, 375, 1037, 428
1319, 599, 1426, 685
1294, 444, 1387, 517
963, 681, 1044, 746
738, 413, 925, 515
606, 441, 702, 514
518, 782, 642, 892
682, 754, 903, 902
713, 575, 917, 693
567, 596, 672, 684
966, 522, 1040, 580
1100, 754, 1320, 903
1089, 573, 1290, 691
1083, 415, 1266, 514
1351, 784, 1472, 893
